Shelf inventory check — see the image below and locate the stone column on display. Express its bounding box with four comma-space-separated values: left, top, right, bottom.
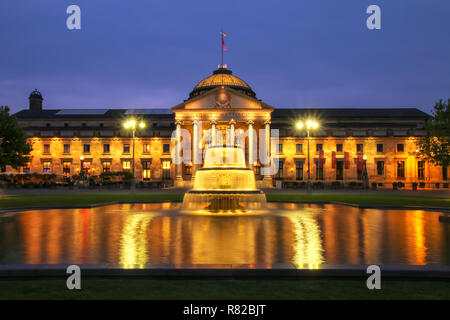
175, 120, 183, 186
192, 120, 200, 178
247, 120, 255, 169
210, 120, 217, 146
263, 119, 273, 186
229, 119, 236, 146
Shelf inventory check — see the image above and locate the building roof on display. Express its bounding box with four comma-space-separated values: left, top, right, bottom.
189, 68, 256, 99
14, 107, 429, 121
14, 108, 173, 119
272, 108, 430, 119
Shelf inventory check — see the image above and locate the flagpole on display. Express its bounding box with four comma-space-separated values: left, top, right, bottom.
221, 31, 223, 68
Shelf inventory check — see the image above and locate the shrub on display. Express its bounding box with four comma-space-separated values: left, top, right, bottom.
100, 171, 133, 183
331, 181, 342, 189
348, 181, 358, 189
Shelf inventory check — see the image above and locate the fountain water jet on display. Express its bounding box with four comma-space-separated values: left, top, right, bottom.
182, 145, 266, 212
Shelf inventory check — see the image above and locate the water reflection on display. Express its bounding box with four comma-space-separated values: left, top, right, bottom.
0, 203, 448, 266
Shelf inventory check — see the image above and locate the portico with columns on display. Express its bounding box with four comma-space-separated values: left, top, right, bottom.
171, 67, 275, 187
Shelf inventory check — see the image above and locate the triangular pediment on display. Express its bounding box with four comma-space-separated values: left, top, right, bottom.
172, 87, 274, 112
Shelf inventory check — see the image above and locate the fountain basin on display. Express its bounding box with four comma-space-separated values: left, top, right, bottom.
183, 190, 266, 211
182, 145, 266, 212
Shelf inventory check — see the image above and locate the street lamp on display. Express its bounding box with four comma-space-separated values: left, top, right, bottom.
363, 155, 369, 189
296, 119, 320, 193
123, 119, 146, 192
80, 156, 84, 180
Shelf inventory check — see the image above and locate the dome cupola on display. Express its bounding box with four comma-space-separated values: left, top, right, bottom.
29, 89, 43, 111
189, 67, 256, 99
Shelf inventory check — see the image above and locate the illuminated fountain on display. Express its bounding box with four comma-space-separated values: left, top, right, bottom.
183, 145, 266, 212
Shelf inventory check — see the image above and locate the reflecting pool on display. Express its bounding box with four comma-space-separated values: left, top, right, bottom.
0, 203, 449, 267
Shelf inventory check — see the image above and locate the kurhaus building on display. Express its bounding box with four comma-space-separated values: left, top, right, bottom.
11, 66, 449, 189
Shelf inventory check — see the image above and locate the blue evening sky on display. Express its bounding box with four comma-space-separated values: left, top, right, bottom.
1, 0, 449, 114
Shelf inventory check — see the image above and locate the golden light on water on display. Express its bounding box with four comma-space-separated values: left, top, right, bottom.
119, 212, 155, 269
285, 211, 324, 268
7, 203, 447, 267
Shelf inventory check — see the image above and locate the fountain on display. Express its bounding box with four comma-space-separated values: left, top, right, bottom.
182, 145, 266, 212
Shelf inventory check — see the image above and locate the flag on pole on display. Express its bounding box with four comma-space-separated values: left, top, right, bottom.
221, 31, 227, 51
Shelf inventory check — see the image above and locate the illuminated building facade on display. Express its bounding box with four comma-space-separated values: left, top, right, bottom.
9, 68, 449, 189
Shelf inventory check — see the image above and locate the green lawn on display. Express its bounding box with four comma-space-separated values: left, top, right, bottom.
0, 193, 183, 209
0, 193, 449, 210
1, 279, 449, 300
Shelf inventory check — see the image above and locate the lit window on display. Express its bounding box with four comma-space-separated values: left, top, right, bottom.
397, 161, 405, 178
122, 161, 131, 170
22, 162, 31, 174
162, 160, 171, 169
63, 161, 71, 176
142, 161, 151, 180
81, 161, 91, 175
162, 160, 171, 179
43, 161, 51, 173
143, 143, 150, 154
102, 161, 111, 173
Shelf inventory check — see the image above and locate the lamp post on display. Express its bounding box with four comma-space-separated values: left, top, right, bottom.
296, 120, 319, 194
80, 156, 84, 180
363, 155, 369, 189
123, 119, 146, 192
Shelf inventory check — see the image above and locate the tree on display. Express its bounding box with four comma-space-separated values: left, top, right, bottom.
0, 106, 32, 171
416, 99, 450, 168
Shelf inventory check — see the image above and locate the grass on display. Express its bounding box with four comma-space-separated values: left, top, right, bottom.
0, 193, 449, 210
0, 279, 449, 300
0, 193, 183, 209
